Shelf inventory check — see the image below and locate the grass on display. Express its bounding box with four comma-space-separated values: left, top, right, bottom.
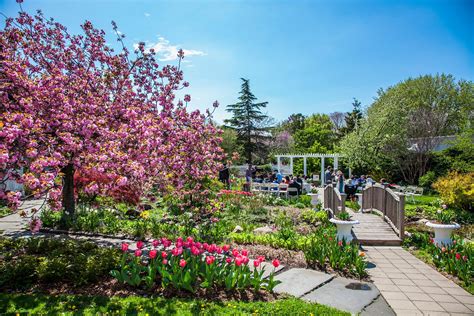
0, 294, 350, 315
405, 194, 439, 206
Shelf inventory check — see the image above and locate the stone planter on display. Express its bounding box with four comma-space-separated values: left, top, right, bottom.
307, 193, 319, 208
329, 218, 360, 242
426, 222, 460, 246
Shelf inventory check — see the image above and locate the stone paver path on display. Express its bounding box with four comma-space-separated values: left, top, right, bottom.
365, 246, 474, 316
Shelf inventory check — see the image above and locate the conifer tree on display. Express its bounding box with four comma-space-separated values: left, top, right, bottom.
225, 78, 270, 164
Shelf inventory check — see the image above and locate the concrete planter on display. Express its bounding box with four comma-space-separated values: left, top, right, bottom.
329, 218, 360, 242
426, 222, 460, 246
307, 193, 320, 208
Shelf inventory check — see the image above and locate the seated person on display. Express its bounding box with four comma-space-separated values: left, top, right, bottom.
288, 179, 301, 196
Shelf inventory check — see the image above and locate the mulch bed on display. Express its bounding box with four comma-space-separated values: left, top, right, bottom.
1, 277, 281, 302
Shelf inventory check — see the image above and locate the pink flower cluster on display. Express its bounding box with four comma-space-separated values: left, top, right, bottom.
121, 237, 280, 269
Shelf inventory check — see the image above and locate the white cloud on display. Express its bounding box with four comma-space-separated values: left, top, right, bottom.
134, 36, 206, 62
144, 13, 151, 17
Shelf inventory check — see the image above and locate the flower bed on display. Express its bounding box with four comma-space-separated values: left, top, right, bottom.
112, 238, 281, 293
404, 231, 473, 293
231, 225, 368, 279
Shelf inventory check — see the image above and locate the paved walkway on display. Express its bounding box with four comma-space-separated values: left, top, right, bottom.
365, 246, 474, 315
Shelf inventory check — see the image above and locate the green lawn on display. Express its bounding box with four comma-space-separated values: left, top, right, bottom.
0, 294, 349, 315
405, 194, 439, 206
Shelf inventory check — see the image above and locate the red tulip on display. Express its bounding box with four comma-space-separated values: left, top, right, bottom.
162, 259, 168, 265
179, 259, 187, 268
455, 253, 461, 260
257, 255, 265, 263
206, 256, 215, 265
241, 249, 248, 257
152, 239, 160, 248
222, 244, 230, 252
121, 243, 129, 252
272, 259, 280, 268
134, 249, 142, 257
253, 260, 260, 268
161, 251, 168, 259
136, 241, 144, 249
149, 250, 157, 259
226, 257, 233, 264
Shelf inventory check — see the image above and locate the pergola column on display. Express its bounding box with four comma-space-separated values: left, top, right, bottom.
290, 157, 294, 175
334, 156, 339, 171
303, 157, 307, 176
320, 156, 325, 187
277, 156, 281, 173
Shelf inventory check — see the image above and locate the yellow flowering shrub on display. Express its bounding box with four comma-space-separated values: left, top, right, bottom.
433, 171, 474, 211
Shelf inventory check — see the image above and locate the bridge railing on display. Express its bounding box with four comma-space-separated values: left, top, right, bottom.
323, 184, 346, 217
362, 184, 405, 240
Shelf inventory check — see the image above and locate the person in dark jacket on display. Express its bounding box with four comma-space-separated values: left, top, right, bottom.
219, 163, 230, 189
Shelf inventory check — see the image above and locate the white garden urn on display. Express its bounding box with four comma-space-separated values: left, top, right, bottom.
329, 218, 360, 242
426, 222, 460, 246
307, 193, 319, 208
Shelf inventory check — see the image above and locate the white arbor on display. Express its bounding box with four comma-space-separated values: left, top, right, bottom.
274, 153, 346, 186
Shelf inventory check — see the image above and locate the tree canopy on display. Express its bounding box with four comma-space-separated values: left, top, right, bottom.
340, 74, 473, 183
225, 78, 271, 164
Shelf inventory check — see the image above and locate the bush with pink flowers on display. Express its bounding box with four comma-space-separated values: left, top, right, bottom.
111, 237, 281, 293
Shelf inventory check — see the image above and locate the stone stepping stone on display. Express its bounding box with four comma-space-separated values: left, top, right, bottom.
273, 268, 334, 297
302, 277, 380, 314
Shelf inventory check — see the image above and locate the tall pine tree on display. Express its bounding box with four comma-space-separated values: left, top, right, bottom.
225, 78, 270, 164
342, 98, 363, 135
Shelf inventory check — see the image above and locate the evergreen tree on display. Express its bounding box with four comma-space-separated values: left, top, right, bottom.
225, 78, 270, 164
342, 98, 363, 134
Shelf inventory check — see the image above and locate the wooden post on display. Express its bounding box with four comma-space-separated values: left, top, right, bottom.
340, 193, 346, 214
398, 193, 405, 240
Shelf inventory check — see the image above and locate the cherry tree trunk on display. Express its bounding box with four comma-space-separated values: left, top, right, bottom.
61, 163, 75, 221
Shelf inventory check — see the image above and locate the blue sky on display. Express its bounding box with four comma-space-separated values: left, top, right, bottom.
1, 0, 473, 123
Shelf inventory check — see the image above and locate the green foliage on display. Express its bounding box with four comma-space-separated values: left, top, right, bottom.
0, 205, 12, 218
225, 78, 272, 164
336, 211, 351, 221
433, 171, 473, 212
0, 294, 350, 315
341, 74, 473, 183
294, 114, 335, 153
0, 237, 119, 289
418, 171, 437, 189
300, 209, 327, 225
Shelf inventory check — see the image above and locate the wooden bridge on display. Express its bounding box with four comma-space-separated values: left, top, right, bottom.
323, 184, 405, 246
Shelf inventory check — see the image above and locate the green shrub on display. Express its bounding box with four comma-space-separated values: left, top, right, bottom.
300, 209, 327, 225
418, 171, 437, 189
0, 237, 120, 289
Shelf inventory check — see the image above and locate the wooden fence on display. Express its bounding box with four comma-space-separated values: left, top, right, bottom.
323, 184, 346, 217
362, 184, 405, 239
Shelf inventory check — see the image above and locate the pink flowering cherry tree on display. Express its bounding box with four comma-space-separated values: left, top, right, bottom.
0, 4, 224, 226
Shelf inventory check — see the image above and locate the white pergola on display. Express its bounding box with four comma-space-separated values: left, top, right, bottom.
275, 153, 346, 186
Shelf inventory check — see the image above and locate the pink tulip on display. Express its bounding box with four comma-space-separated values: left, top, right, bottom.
135, 249, 142, 257
179, 259, 187, 268
136, 241, 144, 249
206, 256, 215, 265
121, 243, 129, 252
152, 239, 160, 248
253, 260, 260, 268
